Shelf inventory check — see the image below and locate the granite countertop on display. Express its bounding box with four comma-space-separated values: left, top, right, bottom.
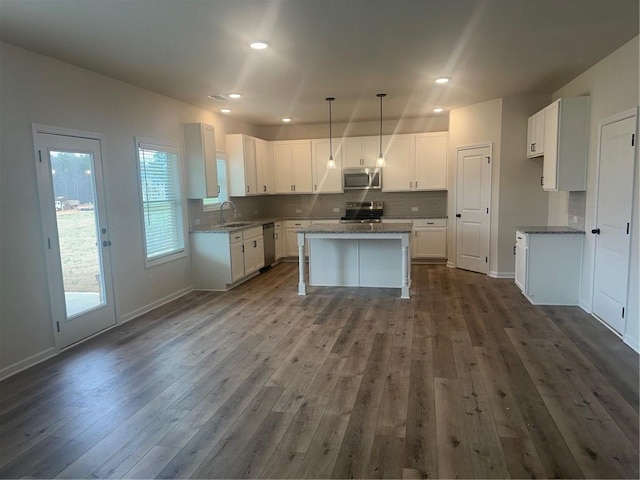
516, 226, 586, 234
297, 223, 412, 234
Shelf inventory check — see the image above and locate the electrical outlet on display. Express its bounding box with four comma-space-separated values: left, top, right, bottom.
412, 206, 419, 212
194, 219, 201, 225
296, 208, 302, 213
333, 207, 340, 213
572, 215, 578, 223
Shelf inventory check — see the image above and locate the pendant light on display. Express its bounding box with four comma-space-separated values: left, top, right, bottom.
376, 93, 386, 167
326, 97, 336, 169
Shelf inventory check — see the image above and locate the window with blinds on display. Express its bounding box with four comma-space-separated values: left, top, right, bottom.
137, 139, 185, 266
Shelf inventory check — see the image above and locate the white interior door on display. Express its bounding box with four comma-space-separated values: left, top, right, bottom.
592, 113, 637, 334
34, 126, 116, 349
456, 145, 491, 274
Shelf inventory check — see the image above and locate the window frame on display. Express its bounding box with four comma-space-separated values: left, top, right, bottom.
202, 151, 230, 212
135, 136, 187, 268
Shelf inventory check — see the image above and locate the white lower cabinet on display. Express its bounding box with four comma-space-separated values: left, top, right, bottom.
285, 220, 311, 257
412, 219, 447, 259
274, 221, 284, 260
514, 230, 583, 305
191, 226, 264, 290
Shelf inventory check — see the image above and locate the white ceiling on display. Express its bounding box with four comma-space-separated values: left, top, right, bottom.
1, 0, 638, 126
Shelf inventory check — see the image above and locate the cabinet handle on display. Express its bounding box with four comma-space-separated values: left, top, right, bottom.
540, 176, 543, 186
513, 245, 516, 255
293, 185, 296, 192
253, 240, 257, 248
591, 228, 601, 235
415, 181, 418, 188
246, 185, 249, 193
427, 222, 434, 225
217, 185, 221, 194
532, 142, 536, 152
456, 213, 461, 218
263, 185, 266, 192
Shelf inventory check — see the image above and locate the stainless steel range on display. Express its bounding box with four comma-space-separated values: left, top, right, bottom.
340, 201, 384, 223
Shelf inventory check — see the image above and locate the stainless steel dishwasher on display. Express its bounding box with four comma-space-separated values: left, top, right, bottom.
262, 222, 275, 268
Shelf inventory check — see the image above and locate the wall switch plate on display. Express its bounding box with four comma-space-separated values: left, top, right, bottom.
333, 207, 340, 213
412, 206, 419, 212
194, 219, 201, 225
295, 208, 302, 213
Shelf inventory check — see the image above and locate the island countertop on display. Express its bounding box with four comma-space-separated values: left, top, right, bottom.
516, 226, 585, 234
296, 223, 412, 234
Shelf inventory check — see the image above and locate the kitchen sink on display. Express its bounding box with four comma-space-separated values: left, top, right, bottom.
221, 221, 254, 228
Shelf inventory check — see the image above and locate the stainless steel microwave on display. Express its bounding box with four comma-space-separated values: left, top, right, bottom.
343, 167, 382, 190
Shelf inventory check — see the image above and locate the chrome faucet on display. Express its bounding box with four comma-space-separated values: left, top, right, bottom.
219, 200, 237, 225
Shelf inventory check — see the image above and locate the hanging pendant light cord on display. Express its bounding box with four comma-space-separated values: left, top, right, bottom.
377, 93, 386, 158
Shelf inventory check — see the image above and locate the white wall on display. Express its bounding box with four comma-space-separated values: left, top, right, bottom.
552, 36, 639, 350
0, 43, 257, 376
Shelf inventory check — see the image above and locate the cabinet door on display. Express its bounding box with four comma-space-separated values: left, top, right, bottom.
243, 136, 257, 195
313, 139, 343, 193
362, 136, 382, 166
344, 137, 364, 167
292, 140, 313, 193
413, 228, 447, 258
534, 111, 545, 156
184, 123, 218, 198
382, 135, 413, 191
256, 139, 274, 194
527, 115, 536, 158
244, 235, 264, 275
542, 101, 559, 190
415, 133, 447, 190
285, 228, 299, 257
275, 226, 284, 260
230, 242, 245, 282
515, 244, 527, 291
273, 142, 294, 193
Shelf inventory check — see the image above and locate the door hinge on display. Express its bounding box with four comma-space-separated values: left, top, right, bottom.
486, 156, 490, 164
485, 256, 488, 263
56, 321, 60, 333
622, 307, 625, 318
632, 133, 635, 147
47, 237, 51, 250
38, 150, 43, 163
627, 222, 630, 234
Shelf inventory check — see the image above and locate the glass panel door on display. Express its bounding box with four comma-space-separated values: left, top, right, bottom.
50, 151, 104, 317
34, 127, 116, 348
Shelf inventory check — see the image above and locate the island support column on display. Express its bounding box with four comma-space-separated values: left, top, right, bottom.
297, 232, 306, 295
401, 233, 410, 299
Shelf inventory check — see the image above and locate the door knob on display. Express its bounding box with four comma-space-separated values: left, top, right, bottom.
102, 240, 112, 247
456, 214, 461, 218
591, 228, 600, 235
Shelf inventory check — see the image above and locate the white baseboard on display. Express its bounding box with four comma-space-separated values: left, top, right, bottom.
579, 298, 591, 314
119, 285, 194, 324
446, 261, 455, 269
623, 334, 640, 354
489, 271, 515, 279
0, 347, 57, 382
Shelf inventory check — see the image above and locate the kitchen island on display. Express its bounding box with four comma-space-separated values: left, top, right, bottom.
296, 223, 412, 298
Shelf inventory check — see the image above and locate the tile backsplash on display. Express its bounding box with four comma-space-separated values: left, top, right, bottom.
188, 190, 447, 227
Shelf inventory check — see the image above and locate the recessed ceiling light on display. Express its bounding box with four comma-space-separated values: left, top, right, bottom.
250, 41, 268, 50
433, 107, 444, 113
220, 108, 231, 114
282, 118, 292, 123
435, 77, 450, 84
228, 93, 242, 99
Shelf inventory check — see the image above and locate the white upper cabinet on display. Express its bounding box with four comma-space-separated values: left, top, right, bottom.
312, 138, 343, 193
526, 110, 545, 158
343, 136, 382, 167
255, 138, 274, 194
273, 140, 313, 193
227, 134, 258, 196
183, 123, 218, 198
383, 132, 448, 192
415, 132, 448, 190
541, 97, 589, 191
382, 134, 413, 191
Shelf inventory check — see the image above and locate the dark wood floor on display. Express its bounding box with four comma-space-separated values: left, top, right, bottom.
1, 263, 638, 479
